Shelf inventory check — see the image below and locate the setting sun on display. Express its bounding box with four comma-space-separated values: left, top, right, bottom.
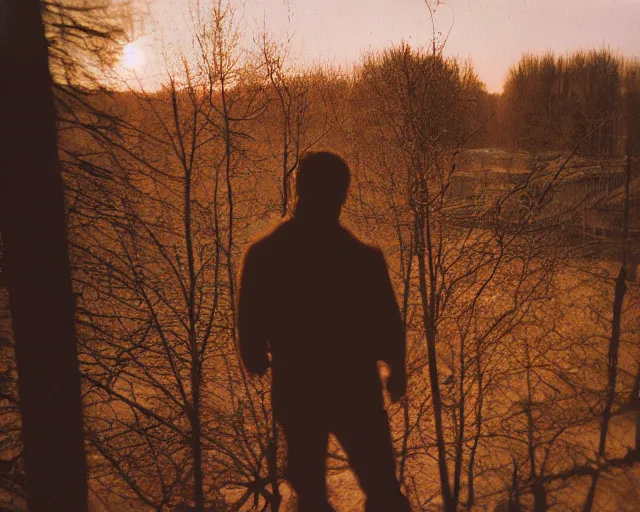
121, 40, 146, 70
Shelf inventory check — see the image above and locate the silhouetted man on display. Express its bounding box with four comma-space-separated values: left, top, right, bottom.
238, 151, 410, 512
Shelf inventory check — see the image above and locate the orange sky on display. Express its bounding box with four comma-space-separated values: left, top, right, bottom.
113, 0, 640, 93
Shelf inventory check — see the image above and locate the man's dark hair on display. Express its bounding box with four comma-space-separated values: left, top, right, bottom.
296, 151, 351, 210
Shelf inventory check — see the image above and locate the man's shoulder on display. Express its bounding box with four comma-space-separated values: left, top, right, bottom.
339, 226, 384, 260
246, 220, 295, 257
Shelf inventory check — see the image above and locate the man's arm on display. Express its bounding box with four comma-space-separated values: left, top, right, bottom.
237, 246, 270, 376
372, 249, 407, 401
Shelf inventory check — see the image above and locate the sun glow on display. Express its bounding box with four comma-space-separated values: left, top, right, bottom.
121, 40, 146, 70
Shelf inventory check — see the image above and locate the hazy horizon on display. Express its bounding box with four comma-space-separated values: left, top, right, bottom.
115, 0, 640, 92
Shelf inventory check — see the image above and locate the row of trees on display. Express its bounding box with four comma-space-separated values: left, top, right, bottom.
1, 0, 639, 510
500, 50, 640, 154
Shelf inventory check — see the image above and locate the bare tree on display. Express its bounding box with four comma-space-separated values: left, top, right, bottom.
256, 29, 339, 218
582, 87, 640, 512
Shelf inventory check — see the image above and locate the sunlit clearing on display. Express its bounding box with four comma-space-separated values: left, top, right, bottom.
121, 41, 146, 71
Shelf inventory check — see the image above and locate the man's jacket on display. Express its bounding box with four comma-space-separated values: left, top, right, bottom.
237, 217, 406, 415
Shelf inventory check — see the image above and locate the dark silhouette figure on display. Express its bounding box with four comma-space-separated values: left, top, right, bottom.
238, 152, 410, 511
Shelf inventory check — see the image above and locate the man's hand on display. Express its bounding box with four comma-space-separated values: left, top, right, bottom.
387, 370, 406, 403
245, 352, 271, 377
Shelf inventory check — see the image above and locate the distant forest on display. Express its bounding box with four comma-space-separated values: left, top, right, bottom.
1, 1, 639, 511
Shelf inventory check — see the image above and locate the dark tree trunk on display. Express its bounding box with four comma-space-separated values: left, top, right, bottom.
0, 1, 88, 510
415, 200, 454, 512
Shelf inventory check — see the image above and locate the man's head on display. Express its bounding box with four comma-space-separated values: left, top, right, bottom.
295, 151, 351, 220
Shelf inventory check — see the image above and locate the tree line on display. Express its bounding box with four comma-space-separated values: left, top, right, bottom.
0, 1, 639, 511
